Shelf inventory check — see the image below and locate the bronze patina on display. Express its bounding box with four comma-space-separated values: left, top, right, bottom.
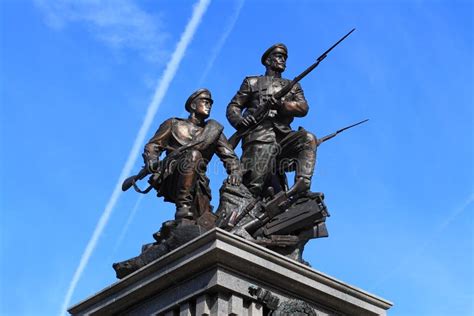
218, 29, 358, 262
124, 88, 241, 220
114, 89, 241, 278
114, 30, 364, 277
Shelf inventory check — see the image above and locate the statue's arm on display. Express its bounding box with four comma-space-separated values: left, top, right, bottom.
226, 78, 251, 129
215, 133, 242, 176
278, 82, 309, 117
144, 118, 173, 161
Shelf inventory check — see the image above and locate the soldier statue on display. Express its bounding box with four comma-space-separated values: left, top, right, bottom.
143, 88, 242, 220
117, 30, 358, 275
114, 88, 242, 278
227, 43, 317, 199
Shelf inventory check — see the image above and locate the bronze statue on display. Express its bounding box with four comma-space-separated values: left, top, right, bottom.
226, 29, 355, 201
115, 30, 362, 276
217, 30, 357, 263
114, 89, 242, 278
142, 88, 241, 220
226, 43, 317, 198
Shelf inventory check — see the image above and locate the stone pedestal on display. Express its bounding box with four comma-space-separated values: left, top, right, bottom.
69, 228, 392, 316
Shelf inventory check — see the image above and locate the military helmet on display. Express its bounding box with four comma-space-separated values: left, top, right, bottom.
185, 88, 213, 112
261, 43, 288, 65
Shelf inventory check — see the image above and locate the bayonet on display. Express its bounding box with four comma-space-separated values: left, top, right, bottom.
317, 119, 369, 145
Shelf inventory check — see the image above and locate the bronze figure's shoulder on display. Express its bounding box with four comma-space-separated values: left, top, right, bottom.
205, 118, 224, 131
245, 75, 260, 86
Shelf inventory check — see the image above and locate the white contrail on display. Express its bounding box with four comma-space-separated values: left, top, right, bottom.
59, 1, 211, 315
370, 192, 474, 290
197, 0, 244, 85
112, 195, 144, 255
113, 0, 246, 260
178, 0, 244, 119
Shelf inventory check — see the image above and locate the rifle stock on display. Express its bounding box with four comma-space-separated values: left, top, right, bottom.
122, 167, 150, 192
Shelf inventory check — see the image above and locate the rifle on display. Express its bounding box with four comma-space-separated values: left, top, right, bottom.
317, 119, 369, 146
121, 139, 205, 192
228, 28, 356, 149
121, 159, 150, 192
235, 119, 368, 234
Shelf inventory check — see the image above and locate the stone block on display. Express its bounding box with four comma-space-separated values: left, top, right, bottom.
69, 228, 392, 316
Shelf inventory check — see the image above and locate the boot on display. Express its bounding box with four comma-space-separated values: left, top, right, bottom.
286, 176, 311, 197
175, 205, 194, 220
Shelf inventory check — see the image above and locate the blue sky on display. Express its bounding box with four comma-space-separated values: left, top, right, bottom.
1, 0, 472, 315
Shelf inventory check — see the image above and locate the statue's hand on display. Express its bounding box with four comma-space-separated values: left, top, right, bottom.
240, 115, 257, 127
146, 159, 160, 173
227, 172, 242, 186
268, 96, 282, 110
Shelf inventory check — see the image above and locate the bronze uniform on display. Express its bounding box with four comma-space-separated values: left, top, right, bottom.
227, 75, 317, 196
144, 117, 240, 217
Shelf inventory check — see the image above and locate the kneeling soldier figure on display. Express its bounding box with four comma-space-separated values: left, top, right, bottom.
227, 44, 317, 198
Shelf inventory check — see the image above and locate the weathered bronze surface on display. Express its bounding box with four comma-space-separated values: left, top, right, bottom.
127, 88, 241, 220
227, 29, 355, 149
113, 89, 242, 278
114, 30, 362, 278
214, 31, 360, 262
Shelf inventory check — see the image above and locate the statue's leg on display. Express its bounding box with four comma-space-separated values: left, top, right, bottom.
241, 142, 278, 197
296, 131, 317, 187
193, 176, 212, 217
175, 149, 204, 220
280, 130, 317, 196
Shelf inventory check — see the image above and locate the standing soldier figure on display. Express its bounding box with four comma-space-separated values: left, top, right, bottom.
227, 44, 317, 198
144, 88, 242, 220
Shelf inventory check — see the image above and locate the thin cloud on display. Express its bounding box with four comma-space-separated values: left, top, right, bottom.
113, 0, 246, 258
370, 192, 474, 290
58, 1, 211, 315
112, 195, 143, 255
178, 0, 244, 119
197, 0, 245, 85
34, 0, 170, 64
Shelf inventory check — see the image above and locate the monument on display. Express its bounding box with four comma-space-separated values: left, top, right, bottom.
69, 29, 393, 315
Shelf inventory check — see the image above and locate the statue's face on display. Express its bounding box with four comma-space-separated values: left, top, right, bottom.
267, 51, 287, 73
193, 95, 212, 118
